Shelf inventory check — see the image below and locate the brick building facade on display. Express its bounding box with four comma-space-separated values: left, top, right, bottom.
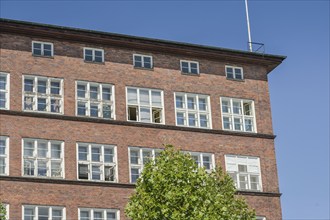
0, 18, 285, 220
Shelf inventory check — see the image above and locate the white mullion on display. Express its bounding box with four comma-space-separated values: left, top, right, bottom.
101, 145, 104, 181
230, 99, 234, 130
87, 82, 91, 117
88, 144, 92, 180
34, 140, 37, 177
196, 95, 200, 127
149, 90, 152, 123
185, 94, 188, 126
100, 84, 103, 118
47, 141, 51, 177
137, 89, 141, 122
34, 77, 38, 110
241, 100, 246, 131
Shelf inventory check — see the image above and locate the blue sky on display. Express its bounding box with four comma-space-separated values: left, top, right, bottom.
1, 1, 329, 219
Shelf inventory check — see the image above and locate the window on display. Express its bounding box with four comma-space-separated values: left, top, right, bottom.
23, 75, 63, 114
22, 139, 64, 178
175, 93, 211, 128
77, 143, 117, 182
226, 66, 243, 80
180, 60, 199, 74
133, 54, 153, 69
256, 216, 266, 220
0, 136, 9, 175
129, 147, 215, 183
79, 208, 119, 220
23, 205, 65, 220
0, 72, 9, 110
129, 147, 163, 183
84, 48, 104, 63
126, 87, 164, 124
186, 152, 215, 173
76, 81, 115, 119
32, 41, 53, 57
221, 97, 256, 132
225, 155, 262, 191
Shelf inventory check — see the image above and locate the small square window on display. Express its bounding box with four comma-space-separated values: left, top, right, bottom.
84, 48, 104, 63
133, 54, 153, 69
226, 66, 244, 80
180, 60, 200, 74
32, 41, 53, 57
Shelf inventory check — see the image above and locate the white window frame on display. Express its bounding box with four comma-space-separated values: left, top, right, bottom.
225, 154, 262, 192
32, 41, 54, 57
220, 97, 257, 133
126, 87, 165, 124
186, 151, 215, 173
22, 75, 64, 114
22, 205, 66, 220
77, 143, 118, 182
128, 147, 163, 183
225, 65, 244, 80
22, 138, 65, 179
76, 81, 115, 119
0, 136, 9, 176
133, 54, 153, 69
78, 208, 120, 220
83, 47, 105, 63
180, 60, 200, 74
256, 216, 266, 220
174, 92, 212, 129
0, 72, 10, 110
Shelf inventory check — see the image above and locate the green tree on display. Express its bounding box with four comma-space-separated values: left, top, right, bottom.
125, 145, 255, 220
0, 203, 6, 220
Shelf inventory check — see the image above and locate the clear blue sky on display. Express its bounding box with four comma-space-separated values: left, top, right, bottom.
1, 1, 329, 219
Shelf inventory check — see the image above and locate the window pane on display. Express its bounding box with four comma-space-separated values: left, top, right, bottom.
176, 96, 184, 108
24, 96, 34, 110
78, 164, 89, 179
235, 68, 242, 79
181, 62, 189, 73
78, 146, 88, 160
200, 114, 208, 128
187, 97, 195, 109
91, 147, 101, 162
51, 144, 61, 158
85, 49, 93, 61
51, 99, 61, 113
0, 140, 5, 155
243, 102, 252, 115
24, 79, 34, 92
190, 63, 198, 74
24, 159, 35, 176
90, 86, 98, 99
0, 92, 6, 108
234, 118, 243, 131
37, 79, 47, 93
77, 84, 86, 98
24, 141, 34, 156
92, 165, 101, 180
199, 98, 207, 111
233, 101, 242, 114
78, 102, 87, 116
38, 207, 49, 220
37, 98, 47, 111
140, 90, 150, 105
105, 166, 115, 181
51, 81, 60, 95
37, 142, 48, 157
142, 151, 152, 164
104, 148, 113, 163
127, 88, 138, 104
37, 160, 47, 176
0, 75, 6, 90
140, 107, 151, 122
134, 55, 142, 67
131, 168, 140, 183
107, 212, 116, 220
102, 87, 111, 100
90, 104, 99, 117
80, 210, 90, 220
130, 150, 139, 164
151, 91, 162, 107
245, 118, 254, 132
188, 113, 196, 126
52, 209, 62, 219
223, 117, 231, 130
0, 158, 6, 174
176, 112, 185, 125
94, 211, 103, 220
143, 57, 152, 68
203, 156, 211, 169
33, 43, 42, 55
24, 207, 35, 220
103, 104, 111, 119
51, 161, 62, 177
226, 67, 234, 78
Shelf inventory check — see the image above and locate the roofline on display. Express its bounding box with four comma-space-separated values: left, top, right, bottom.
0, 18, 286, 72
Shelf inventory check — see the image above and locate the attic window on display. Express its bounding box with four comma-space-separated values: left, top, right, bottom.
226, 66, 244, 80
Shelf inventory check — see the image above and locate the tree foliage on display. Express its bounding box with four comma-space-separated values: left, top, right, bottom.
0, 203, 6, 220
125, 145, 255, 220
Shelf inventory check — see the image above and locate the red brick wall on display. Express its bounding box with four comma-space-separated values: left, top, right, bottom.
0, 32, 281, 219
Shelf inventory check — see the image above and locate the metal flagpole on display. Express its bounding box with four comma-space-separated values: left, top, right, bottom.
245, 0, 253, 52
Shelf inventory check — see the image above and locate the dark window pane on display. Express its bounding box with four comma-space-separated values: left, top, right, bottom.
37, 98, 47, 111
94, 56, 103, 63
38, 80, 47, 93
24, 79, 34, 92
78, 164, 89, 179
51, 82, 60, 94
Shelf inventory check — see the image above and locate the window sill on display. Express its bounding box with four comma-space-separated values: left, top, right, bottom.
23, 110, 64, 115
83, 60, 105, 65
127, 120, 165, 126
181, 72, 200, 76
176, 124, 212, 130
32, 54, 54, 59
133, 66, 154, 71
223, 128, 257, 134
76, 115, 114, 120
226, 77, 245, 82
